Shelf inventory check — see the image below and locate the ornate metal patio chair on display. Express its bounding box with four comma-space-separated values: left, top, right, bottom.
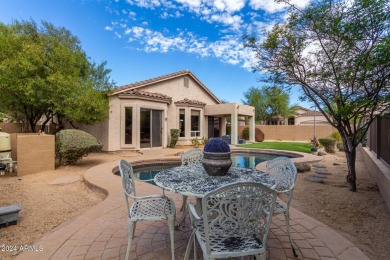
184, 182, 277, 260
180, 148, 203, 211
266, 156, 298, 257
119, 160, 176, 260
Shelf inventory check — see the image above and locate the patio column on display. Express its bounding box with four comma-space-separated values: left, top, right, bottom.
249, 116, 255, 143
220, 117, 227, 137
231, 105, 238, 145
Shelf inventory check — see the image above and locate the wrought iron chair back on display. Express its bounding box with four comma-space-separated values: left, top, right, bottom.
118, 160, 176, 260
265, 156, 298, 257
266, 156, 297, 194
185, 182, 277, 259
181, 148, 203, 167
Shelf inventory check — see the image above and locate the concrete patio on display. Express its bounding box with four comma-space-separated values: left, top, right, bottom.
15, 148, 369, 260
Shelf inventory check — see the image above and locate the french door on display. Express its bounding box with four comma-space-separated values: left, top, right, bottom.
140, 108, 162, 148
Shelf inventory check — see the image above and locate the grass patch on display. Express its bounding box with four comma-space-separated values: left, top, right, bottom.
237, 141, 312, 153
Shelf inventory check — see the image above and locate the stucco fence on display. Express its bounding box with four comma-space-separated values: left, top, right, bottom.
9, 133, 55, 176
238, 125, 336, 142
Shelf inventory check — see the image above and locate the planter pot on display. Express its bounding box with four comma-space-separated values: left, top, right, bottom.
202, 151, 232, 176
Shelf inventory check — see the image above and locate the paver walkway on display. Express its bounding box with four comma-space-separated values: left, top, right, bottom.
15, 149, 369, 260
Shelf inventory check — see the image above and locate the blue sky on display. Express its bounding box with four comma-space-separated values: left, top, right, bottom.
0, 0, 312, 107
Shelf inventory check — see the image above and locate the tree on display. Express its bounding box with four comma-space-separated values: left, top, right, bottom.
0, 20, 114, 133
242, 86, 295, 124
244, 0, 390, 191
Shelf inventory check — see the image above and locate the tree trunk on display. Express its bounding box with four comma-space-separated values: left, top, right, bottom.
344, 147, 357, 192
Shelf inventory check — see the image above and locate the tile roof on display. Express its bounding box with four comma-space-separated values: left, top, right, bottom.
300, 110, 324, 116
118, 89, 172, 104
174, 98, 206, 107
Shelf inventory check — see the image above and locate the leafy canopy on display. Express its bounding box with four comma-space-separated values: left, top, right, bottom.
244, 0, 390, 191
242, 86, 296, 124
0, 20, 114, 132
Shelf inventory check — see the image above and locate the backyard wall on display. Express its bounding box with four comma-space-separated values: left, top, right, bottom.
238, 125, 336, 141
11, 133, 55, 176
360, 146, 390, 211
0, 123, 21, 133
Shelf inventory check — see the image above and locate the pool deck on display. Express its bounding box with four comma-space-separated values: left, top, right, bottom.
15, 148, 369, 260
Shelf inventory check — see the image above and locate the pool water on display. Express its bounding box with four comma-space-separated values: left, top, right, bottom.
231, 153, 280, 169
132, 153, 283, 183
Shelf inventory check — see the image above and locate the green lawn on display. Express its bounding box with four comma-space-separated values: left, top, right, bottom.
237, 141, 312, 153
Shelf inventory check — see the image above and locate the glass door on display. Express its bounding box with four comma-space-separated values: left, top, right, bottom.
151, 110, 162, 147
140, 108, 162, 148
140, 109, 151, 148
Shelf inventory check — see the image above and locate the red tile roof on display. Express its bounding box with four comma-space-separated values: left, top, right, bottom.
175, 98, 206, 107
118, 89, 172, 104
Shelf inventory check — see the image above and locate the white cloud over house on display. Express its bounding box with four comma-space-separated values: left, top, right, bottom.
107, 0, 311, 70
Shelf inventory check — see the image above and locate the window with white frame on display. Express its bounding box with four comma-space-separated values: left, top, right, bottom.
191, 110, 200, 137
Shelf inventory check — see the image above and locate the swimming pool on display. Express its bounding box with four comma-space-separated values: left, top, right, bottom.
129, 152, 287, 184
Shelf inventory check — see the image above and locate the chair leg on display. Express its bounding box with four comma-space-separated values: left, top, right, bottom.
126, 220, 136, 260
180, 195, 188, 212
168, 216, 175, 260
284, 210, 298, 257
184, 230, 195, 260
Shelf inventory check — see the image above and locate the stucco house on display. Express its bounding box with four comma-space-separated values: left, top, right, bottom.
79, 70, 255, 151
267, 106, 329, 125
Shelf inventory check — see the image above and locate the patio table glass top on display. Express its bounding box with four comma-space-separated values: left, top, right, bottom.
154, 164, 275, 198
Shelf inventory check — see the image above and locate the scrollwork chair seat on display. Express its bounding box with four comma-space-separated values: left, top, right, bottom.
184, 182, 277, 260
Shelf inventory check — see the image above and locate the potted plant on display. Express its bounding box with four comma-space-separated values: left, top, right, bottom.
202, 138, 232, 176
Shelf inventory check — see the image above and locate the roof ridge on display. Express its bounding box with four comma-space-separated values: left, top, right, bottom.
112, 70, 190, 94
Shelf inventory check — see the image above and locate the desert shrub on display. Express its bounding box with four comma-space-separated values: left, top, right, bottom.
242, 127, 249, 140
56, 129, 103, 165
169, 129, 180, 148
255, 128, 265, 142
202, 136, 209, 145
191, 138, 200, 148
204, 138, 230, 153
331, 131, 341, 142
337, 141, 344, 151
241, 127, 264, 142
318, 138, 337, 153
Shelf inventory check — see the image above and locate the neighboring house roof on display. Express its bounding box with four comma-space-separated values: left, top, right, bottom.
175, 98, 206, 107
117, 89, 172, 104
293, 105, 324, 117
111, 70, 221, 104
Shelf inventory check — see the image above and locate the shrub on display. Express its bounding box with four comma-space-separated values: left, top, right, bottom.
202, 136, 209, 145
331, 131, 341, 142
255, 128, 265, 142
337, 141, 344, 151
56, 129, 103, 165
318, 138, 337, 153
203, 138, 230, 153
242, 127, 249, 140
169, 129, 180, 148
241, 127, 264, 142
191, 138, 200, 148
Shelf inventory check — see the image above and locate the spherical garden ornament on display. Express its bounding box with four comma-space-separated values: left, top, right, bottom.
202, 138, 232, 176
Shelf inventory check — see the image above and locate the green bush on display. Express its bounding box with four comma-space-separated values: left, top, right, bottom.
191, 138, 200, 148
242, 127, 249, 140
56, 129, 103, 165
331, 131, 341, 142
169, 129, 180, 148
202, 136, 209, 145
318, 138, 337, 153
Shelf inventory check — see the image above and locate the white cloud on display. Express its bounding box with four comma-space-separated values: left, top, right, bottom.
249, 0, 311, 13
213, 0, 245, 13
105, 26, 113, 31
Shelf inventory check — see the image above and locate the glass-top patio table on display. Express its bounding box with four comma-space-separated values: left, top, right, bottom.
154, 164, 275, 198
